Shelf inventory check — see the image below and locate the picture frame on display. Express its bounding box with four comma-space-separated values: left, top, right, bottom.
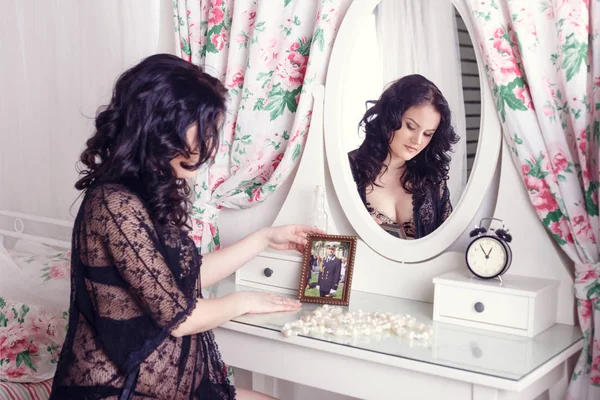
380, 223, 408, 239
297, 233, 357, 306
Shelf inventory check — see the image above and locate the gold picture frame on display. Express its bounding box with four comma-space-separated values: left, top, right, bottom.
297, 233, 357, 306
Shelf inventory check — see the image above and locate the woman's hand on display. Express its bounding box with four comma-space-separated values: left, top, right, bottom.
201, 225, 322, 289
236, 291, 302, 314
171, 292, 301, 336
263, 225, 324, 253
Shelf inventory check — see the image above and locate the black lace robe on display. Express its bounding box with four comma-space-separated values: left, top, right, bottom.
50, 183, 234, 400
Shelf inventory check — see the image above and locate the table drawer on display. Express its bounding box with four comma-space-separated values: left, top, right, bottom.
436, 285, 529, 330
237, 252, 302, 291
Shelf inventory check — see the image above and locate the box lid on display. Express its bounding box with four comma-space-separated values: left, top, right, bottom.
258, 248, 303, 262
432, 270, 560, 297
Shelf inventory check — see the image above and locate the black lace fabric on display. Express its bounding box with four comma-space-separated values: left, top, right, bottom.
411, 180, 453, 235
50, 183, 234, 400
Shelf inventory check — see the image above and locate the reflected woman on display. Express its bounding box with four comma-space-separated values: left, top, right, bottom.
348, 74, 459, 239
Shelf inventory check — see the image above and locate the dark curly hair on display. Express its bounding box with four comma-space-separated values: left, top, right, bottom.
75, 53, 227, 230
352, 74, 459, 197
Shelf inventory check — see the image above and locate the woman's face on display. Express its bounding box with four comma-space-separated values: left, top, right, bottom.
170, 124, 216, 179
389, 104, 440, 163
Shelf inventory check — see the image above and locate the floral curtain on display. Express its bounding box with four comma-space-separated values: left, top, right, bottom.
173, 0, 347, 258
467, 0, 599, 398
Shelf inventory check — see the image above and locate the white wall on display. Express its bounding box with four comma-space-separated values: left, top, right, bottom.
0, 0, 175, 219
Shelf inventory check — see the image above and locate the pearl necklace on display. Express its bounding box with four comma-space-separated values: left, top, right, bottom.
281, 305, 433, 345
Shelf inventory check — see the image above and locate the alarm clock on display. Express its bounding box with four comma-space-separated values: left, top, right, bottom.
465, 217, 513, 281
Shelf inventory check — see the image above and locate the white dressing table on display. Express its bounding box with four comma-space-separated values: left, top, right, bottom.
214, 278, 582, 400
215, 0, 582, 398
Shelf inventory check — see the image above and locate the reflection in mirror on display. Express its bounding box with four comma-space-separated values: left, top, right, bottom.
341, 0, 481, 240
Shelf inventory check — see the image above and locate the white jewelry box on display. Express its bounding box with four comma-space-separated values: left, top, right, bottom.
432, 271, 559, 337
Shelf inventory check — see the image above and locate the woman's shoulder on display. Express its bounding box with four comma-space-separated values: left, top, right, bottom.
77, 182, 156, 236
85, 182, 146, 212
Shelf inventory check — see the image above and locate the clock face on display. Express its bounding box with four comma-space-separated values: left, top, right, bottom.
466, 236, 508, 278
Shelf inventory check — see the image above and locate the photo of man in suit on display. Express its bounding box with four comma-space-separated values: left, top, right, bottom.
317, 245, 342, 297
304, 240, 351, 299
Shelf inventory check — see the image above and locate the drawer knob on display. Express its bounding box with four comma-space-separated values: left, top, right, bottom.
474, 302, 485, 313
263, 268, 273, 277
470, 343, 483, 358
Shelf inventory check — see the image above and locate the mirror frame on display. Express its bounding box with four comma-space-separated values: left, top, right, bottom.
324, 0, 502, 263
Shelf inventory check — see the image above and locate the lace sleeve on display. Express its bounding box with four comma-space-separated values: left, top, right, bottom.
95, 186, 196, 331
440, 180, 453, 223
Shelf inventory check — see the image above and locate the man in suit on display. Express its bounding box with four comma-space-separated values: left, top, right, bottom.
317, 245, 342, 297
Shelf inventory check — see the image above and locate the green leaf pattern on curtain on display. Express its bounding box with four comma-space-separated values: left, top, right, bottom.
467, 0, 600, 398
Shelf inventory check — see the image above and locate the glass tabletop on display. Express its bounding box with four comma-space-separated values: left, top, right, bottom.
215, 279, 582, 381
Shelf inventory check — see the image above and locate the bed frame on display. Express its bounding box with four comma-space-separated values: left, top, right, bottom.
0, 210, 72, 249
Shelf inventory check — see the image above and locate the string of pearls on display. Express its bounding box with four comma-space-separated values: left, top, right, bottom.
281, 305, 433, 344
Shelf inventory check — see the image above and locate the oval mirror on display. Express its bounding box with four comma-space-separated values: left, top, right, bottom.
324, 0, 502, 262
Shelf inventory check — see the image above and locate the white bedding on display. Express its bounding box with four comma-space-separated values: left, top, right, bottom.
0, 239, 70, 310
0, 238, 70, 383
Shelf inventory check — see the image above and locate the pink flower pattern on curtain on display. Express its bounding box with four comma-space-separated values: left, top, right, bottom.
173, 0, 347, 260
467, 0, 599, 398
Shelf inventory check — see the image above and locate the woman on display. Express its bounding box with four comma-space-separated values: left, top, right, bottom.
50, 54, 318, 400
348, 74, 459, 239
